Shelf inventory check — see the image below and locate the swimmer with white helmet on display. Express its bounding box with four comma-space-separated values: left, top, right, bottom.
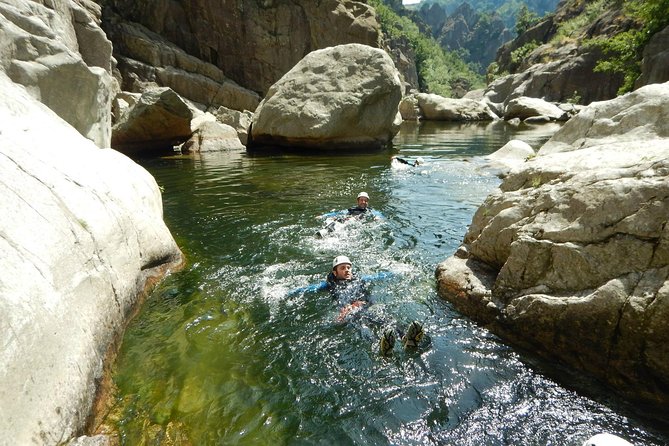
326, 255, 425, 356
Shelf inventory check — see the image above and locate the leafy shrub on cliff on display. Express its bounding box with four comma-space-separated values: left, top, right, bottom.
515, 5, 540, 35
368, 0, 484, 96
550, 0, 608, 44
589, 0, 669, 94
510, 40, 540, 69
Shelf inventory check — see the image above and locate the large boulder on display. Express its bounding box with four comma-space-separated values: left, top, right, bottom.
415, 93, 498, 121
483, 139, 535, 173
636, 25, 669, 88
111, 87, 193, 154
504, 96, 567, 121
0, 0, 114, 147
248, 44, 403, 150
0, 73, 183, 444
436, 82, 669, 409
182, 121, 244, 153
214, 106, 254, 145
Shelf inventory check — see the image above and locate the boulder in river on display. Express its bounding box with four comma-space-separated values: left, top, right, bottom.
111, 87, 193, 154
415, 93, 499, 121
248, 44, 403, 151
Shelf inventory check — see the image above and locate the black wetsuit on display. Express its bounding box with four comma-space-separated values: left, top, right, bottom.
395, 157, 419, 167
347, 206, 378, 219
326, 273, 370, 310
325, 273, 407, 346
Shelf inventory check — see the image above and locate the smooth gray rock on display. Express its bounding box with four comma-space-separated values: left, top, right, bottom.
484, 139, 535, 173
504, 96, 567, 121
0, 73, 182, 446
249, 44, 402, 150
182, 120, 244, 153
214, 106, 253, 145
399, 95, 420, 120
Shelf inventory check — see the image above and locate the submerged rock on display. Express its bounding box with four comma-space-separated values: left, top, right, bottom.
436, 82, 669, 409
249, 44, 402, 151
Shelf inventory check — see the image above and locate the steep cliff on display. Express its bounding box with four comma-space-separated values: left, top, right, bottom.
488, 0, 669, 104
100, 0, 383, 98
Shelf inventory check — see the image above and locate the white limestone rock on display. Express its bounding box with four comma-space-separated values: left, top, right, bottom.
0, 73, 182, 445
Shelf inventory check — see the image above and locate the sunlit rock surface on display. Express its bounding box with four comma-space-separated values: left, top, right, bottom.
111, 87, 193, 154
436, 82, 669, 409
0, 0, 114, 147
415, 93, 498, 121
0, 74, 182, 444
249, 44, 402, 151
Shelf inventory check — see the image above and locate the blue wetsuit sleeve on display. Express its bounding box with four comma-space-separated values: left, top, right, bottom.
360, 271, 394, 282
286, 280, 328, 297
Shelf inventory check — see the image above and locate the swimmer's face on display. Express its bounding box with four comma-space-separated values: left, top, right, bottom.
333, 263, 352, 280
356, 197, 368, 209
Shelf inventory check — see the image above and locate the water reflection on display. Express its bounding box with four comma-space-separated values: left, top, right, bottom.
111, 122, 668, 445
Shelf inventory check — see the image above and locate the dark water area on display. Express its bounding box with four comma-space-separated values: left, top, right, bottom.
110, 121, 669, 445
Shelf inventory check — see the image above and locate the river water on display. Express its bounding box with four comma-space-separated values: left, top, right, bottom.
110, 121, 668, 445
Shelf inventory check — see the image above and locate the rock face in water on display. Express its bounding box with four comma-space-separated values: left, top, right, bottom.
436, 82, 669, 409
249, 44, 403, 150
0, 75, 183, 443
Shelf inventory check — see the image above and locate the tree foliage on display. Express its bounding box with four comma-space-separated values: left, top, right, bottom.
590, 0, 669, 94
515, 5, 540, 35
368, 0, 484, 96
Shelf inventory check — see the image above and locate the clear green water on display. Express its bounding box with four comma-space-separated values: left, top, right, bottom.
112, 122, 668, 445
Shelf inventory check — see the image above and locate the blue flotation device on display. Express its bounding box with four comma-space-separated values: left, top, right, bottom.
286, 271, 395, 297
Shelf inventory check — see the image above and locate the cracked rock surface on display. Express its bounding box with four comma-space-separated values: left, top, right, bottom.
436, 82, 669, 408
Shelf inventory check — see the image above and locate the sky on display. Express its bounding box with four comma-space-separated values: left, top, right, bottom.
403, 0, 421, 4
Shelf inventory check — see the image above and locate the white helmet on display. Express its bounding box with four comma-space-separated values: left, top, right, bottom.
332, 255, 352, 269
357, 192, 369, 199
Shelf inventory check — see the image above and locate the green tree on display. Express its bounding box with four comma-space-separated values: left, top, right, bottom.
515, 4, 539, 35
591, 0, 669, 94
367, 0, 484, 96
